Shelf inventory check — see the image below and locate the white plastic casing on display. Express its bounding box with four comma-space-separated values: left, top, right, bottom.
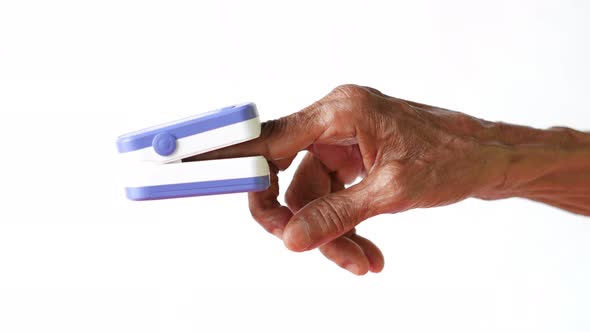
120, 117, 261, 164
123, 156, 270, 188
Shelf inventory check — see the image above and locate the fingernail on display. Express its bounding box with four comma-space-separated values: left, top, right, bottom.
345, 263, 361, 275
272, 228, 283, 239
283, 219, 312, 251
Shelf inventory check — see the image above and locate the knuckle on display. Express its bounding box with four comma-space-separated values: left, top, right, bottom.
314, 197, 352, 236
332, 84, 364, 97
549, 126, 583, 145
329, 85, 377, 123
260, 118, 283, 140
332, 84, 373, 104
260, 118, 291, 157
360, 86, 384, 96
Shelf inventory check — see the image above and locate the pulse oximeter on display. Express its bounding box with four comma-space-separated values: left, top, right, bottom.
116, 103, 270, 200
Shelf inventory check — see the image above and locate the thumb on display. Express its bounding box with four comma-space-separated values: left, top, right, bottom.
282, 176, 383, 252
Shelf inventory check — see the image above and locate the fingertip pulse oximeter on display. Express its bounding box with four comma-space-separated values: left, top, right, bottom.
116, 103, 270, 200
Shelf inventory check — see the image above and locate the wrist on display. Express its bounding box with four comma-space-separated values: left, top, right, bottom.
472, 122, 590, 201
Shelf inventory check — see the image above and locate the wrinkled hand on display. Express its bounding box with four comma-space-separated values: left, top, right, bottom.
191, 85, 506, 275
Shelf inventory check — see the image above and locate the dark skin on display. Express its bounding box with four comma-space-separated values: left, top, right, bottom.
188, 84, 590, 275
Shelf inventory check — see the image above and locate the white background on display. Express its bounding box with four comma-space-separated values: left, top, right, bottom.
1, 1, 589, 331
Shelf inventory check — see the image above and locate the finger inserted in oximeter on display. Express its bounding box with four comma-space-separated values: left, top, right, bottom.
116, 103, 270, 200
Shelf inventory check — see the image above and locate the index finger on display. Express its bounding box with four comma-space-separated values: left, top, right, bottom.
185, 102, 336, 162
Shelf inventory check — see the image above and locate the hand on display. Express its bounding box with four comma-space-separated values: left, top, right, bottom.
191, 84, 510, 275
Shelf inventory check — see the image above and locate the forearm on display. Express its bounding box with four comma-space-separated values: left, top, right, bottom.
474, 123, 590, 216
